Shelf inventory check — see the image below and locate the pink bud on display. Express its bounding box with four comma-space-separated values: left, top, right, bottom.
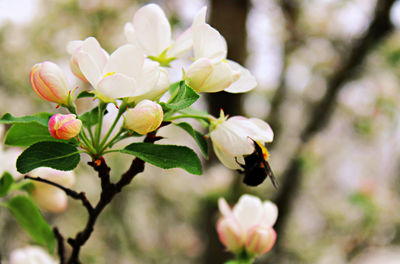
216, 217, 244, 253
29, 61, 70, 105
125, 100, 163, 135
245, 226, 276, 256
48, 114, 82, 140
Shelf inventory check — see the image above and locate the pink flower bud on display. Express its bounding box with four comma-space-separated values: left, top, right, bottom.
48, 114, 82, 140
216, 217, 244, 253
125, 100, 163, 135
245, 226, 276, 256
29, 61, 70, 105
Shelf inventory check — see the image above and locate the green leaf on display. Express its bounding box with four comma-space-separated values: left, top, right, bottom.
174, 122, 208, 159
0, 172, 14, 197
163, 81, 199, 110
77, 90, 95, 99
5, 122, 78, 147
17, 141, 81, 173
6, 196, 56, 251
121, 143, 202, 175
11, 181, 35, 193
0, 112, 53, 127
79, 108, 108, 127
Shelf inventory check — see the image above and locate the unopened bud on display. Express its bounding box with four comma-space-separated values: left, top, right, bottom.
125, 100, 163, 135
48, 114, 82, 140
245, 226, 276, 256
29, 61, 70, 105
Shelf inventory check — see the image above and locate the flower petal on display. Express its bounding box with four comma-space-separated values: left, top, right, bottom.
262, 201, 278, 227
193, 24, 227, 62
233, 194, 264, 230
218, 197, 233, 217
103, 44, 144, 79
224, 60, 257, 93
96, 73, 137, 99
66, 40, 83, 54
81, 37, 108, 71
212, 143, 243, 170
133, 3, 171, 56
77, 50, 102, 87
249, 118, 274, 143
138, 60, 161, 93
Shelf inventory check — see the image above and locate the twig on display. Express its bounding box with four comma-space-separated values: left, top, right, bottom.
271, 0, 396, 259
24, 176, 93, 214
66, 132, 161, 264
53, 227, 65, 264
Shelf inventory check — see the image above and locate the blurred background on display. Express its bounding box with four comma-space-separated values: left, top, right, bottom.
1, 0, 400, 263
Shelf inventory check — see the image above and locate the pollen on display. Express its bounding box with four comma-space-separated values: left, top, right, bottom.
103, 72, 116, 78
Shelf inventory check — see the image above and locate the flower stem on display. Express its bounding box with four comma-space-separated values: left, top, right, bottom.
94, 102, 106, 152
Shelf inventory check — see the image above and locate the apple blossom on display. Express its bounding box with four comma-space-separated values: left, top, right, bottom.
29, 61, 70, 105
29, 167, 75, 213
184, 9, 257, 93
217, 194, 277, 257
125, 100, 164, 135
210, 111, 274, 170
124, 3, 199, 63
48, 113, 82, 140
69, 37, 163, 102
10, 246, 57, 264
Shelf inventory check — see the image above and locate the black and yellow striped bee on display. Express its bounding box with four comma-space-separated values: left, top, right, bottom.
236, 140, 278, 189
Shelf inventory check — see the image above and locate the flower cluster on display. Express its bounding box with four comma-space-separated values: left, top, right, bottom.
1, 3, 278, 264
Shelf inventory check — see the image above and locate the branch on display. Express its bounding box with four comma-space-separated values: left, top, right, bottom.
53, 227, 65, 264
272, 0, 396, 257
66, 132, 161, 264
24, 176, 93, 213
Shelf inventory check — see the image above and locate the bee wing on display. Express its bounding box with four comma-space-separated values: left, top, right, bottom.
263, 160, 279, 190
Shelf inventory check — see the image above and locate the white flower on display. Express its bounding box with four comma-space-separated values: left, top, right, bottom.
217, 194, 277, 256
68, 37, 162, 101
124, 3, 196, 61
30, 167, 75, 213
10, 246, 57, 264
210, 113, 273, 170
185, 8, 257, 93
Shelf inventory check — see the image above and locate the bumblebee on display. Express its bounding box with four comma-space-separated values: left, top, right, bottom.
236, 140, 278, 189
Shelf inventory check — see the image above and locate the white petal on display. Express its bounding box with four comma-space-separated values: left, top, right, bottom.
233, 194, 264, 230
81, 37, 108, 71
249, 118, 274, 142
199, 61, 239, 92
167, 28, 193, 58
211, 120, 254, 156
262, 201, 278, 227
96, 73, 137, 99
185, 58, 213, 90
193, 24, 227, 62
225, 60, 257, 93
218, 197, 233, 217
213, 143, 243, 170
66, 40, 83, 54
137, 60, 161, 93
77, 50, 102, 87
133, 3, 171, 56
193, 6, 207, 27
103, 44, 144, 78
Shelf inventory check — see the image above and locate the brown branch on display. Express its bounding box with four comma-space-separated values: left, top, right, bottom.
24, 176, 93, 214
271, 0, 396, 259
66, 132, 161, 264
53, 227, 65, 264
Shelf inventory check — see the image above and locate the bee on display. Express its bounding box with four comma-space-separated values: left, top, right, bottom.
236, 140, 278, 189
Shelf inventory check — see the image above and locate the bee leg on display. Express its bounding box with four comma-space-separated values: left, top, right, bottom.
235, 157, 245, 173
